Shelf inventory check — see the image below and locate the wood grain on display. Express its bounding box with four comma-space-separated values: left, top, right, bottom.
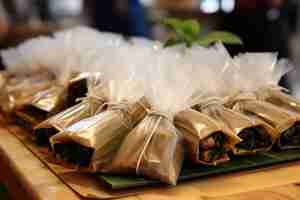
0, 127, 81, 200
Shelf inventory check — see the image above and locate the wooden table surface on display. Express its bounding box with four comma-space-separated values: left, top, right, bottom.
1, 126, 300, 200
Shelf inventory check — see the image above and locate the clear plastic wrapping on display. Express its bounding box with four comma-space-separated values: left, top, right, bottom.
33, 27, 127, 144
227, 53, 300, 149
176, 44, 276, 158
0, 37, 56, 115
34, 73, 104, 146
24, 27, 114, 116
107, 46, 191, 185
235, 54, 300, 114
0, 76, 52, 116
50, 39, 150, 173
1, 36, 56, 76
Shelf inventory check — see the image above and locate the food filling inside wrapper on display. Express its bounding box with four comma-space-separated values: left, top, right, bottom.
228, 92, 300, 150
174, 109, 240, 165
34, 101, 92, 146
49, 32, 152, 171
198, 132, 230, 163
235, 126, 273, 152
227, 53, 300, 150
65, 73, 89, 108
50, 97, 150, 171
53, 142, 94, 167
279, 122, 300, 148
193, 93, 276, 156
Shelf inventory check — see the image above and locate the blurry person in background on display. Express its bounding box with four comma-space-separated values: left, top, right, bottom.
222, 0, 299, 89
86, 0, 149, 37
0, 0, 38, 24
0, 0, 10, 70
0, 1, 10, 41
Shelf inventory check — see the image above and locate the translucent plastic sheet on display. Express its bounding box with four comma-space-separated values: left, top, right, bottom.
176, 44, 274, 158
107, 46, 196, 185
50, 38, 151, 174
227, 53, 300, 149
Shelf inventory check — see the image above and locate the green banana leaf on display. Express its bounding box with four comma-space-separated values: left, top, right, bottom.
98, 149, 300, 189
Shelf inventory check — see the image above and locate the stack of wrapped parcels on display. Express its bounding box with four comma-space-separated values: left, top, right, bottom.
1, 26, 300, 185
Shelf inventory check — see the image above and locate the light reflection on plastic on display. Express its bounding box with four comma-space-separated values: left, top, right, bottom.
49, 0, 83, 16
200, 0, 220, 14
140, 0, 156, 7
221, 0, 235, 13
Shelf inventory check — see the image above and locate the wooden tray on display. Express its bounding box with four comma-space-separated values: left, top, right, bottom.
2, 116, 300, 199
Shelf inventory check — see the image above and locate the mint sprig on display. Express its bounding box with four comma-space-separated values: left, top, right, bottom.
162, 18, 242, 48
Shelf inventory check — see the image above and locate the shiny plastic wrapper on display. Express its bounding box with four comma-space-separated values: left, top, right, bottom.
0, 75, 52, 115
228, 92, 300, 150
180, 44, 275, 157
257, 87, 300, 114
50, 36, 152, 172
30, 72, 88, 116
34, 74, 104, 145
230, 53, 300, 150
233, 53, 300, 114
194, 98, 277, 155
108, 112, 183, 185
107, 46, 198, 185
175, 109, 241, 164
50, 97, 150, 171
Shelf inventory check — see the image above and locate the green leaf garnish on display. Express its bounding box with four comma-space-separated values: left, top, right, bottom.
180, 19, 201, 36
164, 37, 182, 48
161, 17, 242, 48
197, 31, 243, 47
162, 18, 201, 48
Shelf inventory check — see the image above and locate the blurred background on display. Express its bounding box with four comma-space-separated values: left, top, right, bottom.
0, 0, 299, 96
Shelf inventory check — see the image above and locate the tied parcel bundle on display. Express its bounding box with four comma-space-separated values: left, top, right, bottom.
227, 53, 300, 149
23, 28, 101, 119
50, 40, 150, 171
176, 45, 276, 160
33, 29, 125, 145
0, 74, 52, 116
0, 37, 56, 116
34, 73, 104, 146
107, 47, 192, 185
48, 27, 124, 110
18, 28, 121, 125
